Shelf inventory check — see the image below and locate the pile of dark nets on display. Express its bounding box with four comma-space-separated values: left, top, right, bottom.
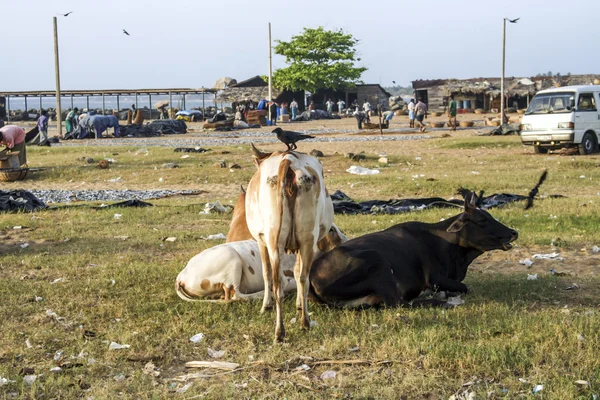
331, 190, 540, 215
0, 190, 47, 212
120, 120, 187, 137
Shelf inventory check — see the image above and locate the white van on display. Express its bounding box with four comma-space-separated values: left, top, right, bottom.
520, 85, 600, 155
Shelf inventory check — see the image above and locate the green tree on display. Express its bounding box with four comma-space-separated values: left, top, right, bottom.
272, 27, 367, 93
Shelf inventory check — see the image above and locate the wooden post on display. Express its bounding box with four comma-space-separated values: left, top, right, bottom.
202, 89, 205, 118
377, 104, 383, 135
24, 96, 28, 113
102, 92, 105, 115
135, 92, 138, 109
149, 94, 152, 119
268, 22, 273, 102
53, 16, 63, 137
183, 94, 186, 110
39, 96, 42, 112
116, 95, 120, 112
6, 95, 10, 122
169, 92, 172, 118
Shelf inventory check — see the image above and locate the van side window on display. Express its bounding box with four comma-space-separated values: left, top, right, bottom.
577, 93, 596, 111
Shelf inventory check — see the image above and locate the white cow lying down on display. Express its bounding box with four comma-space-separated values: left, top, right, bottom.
176, 226, 347, 302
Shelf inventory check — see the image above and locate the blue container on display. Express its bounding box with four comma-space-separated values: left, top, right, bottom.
463, 100, 471, 109
456, 100, 463, 109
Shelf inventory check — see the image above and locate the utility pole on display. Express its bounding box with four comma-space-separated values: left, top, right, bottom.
501, 17, 519, 126
500, 18, 506, 126
53, 16, 63, 137
268, 22, 273, 102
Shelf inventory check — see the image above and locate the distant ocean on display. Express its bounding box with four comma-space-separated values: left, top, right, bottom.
5, 94, 220, 112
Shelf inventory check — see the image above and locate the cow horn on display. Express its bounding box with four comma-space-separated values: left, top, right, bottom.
250, 143, 272, 161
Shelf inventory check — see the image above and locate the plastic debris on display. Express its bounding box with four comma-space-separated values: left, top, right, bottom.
592, 246, 600, 253
25, 339, 32, 349
23, 375, 37, 385
50, 367, 62, 373
320, 370, 337, 380
13, 226, 22, 230
346, 166, 380, 175
200, 201, 232, 215
107, 177, 122, 183
113, 214, 122, 219
207, 348, 225, 359
20, 243, 29, 249
108, 342, 130, 350
164, 237, 177, 242
0, 377, 15, 386
53, 350, 64, 361
189, 333, 204, 343
532, 384, 544, 394
575, 380, 589, 386
35, 296, 43, 302
296, 364, 311, 371
50, 278, 64, 284
310, 320, 318, 327
290, 317, 297, 324
113, 373, 125, 382
577, 334, 585, 342
176, 382, 193, 394
180, 155, 190, 159
527, 274, 538, 280
519, 258, 534, 267
532, 253, 563, 260
518, 378, 528, 383
349, 346, 360, 352
565, 283, 579, 290
204, 233, 226, 240
143, 361, 161, 377
447, 296, 465, 306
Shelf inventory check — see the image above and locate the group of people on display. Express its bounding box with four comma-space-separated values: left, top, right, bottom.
406, 96, 458, 132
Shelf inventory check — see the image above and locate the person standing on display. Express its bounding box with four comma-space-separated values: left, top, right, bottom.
326, 98, 334, 116
414, 98, 428, 132
0, 124, 27, 165
447, 95, 457, 131
407, 99, 416, 128
37, 109, 49, 144
337, 99, 345, 114
362, 99, 372, 118
66, 107, 79, 134
290, 98, 299, 120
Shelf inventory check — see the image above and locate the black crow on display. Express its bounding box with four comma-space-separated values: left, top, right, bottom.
273, 127, 314, 151
61, 11, 73, 17
506, 17, 520, 23
123, 29, 130, 36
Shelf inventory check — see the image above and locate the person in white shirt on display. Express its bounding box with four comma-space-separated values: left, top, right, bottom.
290, 99, 299, 120
362, 100, 372, 118
337, 99, 345, 114
407, 99, 416, 128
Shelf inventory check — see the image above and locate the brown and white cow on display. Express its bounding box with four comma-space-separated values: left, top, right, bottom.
246, 149, 334, 342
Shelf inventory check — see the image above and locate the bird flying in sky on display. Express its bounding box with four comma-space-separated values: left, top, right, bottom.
61, 11, 73, 17
506, 17, 520, 23
392, 80, 396, 84
123, 29, 130, 36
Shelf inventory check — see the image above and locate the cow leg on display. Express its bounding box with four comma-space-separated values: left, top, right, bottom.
430, 274, 469, 294
269, 245, 286, 342
295, 241, 315, 330
258, 243, 273, 312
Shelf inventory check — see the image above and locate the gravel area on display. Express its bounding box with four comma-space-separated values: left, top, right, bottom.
52, 132, 434, 148
30, 189, 201, 204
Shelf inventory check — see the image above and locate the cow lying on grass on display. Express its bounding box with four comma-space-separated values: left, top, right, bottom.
310, 191, 518, 308
176, 190, 347, 302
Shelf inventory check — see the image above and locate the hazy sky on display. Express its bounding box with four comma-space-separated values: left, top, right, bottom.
3, 0, 599, 92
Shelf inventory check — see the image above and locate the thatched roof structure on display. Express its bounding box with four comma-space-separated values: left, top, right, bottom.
213, 77, 237, 89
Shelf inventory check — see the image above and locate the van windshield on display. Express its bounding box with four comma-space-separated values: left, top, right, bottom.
525, 92, 575, 114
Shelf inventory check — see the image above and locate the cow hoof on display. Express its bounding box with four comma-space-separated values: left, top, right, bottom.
274, 329, 285, 343
260, 305, 273, 313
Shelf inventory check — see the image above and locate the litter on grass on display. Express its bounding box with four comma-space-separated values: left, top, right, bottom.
447, 296, 465, 306
346, 166, 380, 175
207, 348, 225, 359
320, 370, 337, 380
532, 253, 563, 260
185, 361, 239, 370
108, 342, 130, 350
203, 233, 226, 240
189, 333, 204, 343
519, 258, 534, 267
527, 274, 538, 280
532, 384, 544, 394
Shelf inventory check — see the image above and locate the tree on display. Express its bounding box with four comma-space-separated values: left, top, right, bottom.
272, 27, 367, 93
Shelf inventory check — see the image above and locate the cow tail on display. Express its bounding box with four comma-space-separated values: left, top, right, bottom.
275, 158, 295, 252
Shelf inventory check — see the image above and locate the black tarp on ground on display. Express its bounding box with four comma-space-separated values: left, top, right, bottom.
331, 190, 535, 215
119, 120, 187, 137
0, 190, 47, 212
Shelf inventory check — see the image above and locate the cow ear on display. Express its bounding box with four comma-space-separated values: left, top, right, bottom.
252, 156, 261, 168
464, 192, 477, 213
446, 218, 467, 233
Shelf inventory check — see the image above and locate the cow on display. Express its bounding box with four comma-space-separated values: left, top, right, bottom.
309, 191, 518, 308
175, 224, 347, 302
226, 187, 252, 243
246, 149, 334, 342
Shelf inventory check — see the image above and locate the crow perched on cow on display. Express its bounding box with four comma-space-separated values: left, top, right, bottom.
273, 127, 314, 151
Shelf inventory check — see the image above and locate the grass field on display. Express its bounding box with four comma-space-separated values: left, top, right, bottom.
1, 133, 599, 399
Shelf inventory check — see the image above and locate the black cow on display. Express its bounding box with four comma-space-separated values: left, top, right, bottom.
309, 191, 518, 307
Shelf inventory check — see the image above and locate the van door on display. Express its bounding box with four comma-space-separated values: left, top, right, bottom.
574, 92, 597, 142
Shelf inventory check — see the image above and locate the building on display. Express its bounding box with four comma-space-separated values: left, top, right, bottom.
215, 76, 304, 110
312, 84, 391, 109
411, 74, 600, 111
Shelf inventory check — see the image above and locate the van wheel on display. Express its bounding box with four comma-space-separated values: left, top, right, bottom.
578, 132, 598, 155
534, 146, 548, 154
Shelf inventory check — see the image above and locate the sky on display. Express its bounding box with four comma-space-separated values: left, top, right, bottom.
2, 0, 599, 92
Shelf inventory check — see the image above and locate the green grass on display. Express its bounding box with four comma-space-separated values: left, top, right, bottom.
1, 139, 600, 399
